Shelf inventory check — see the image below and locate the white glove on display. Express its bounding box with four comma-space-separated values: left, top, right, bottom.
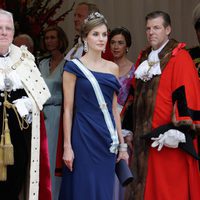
12, 97, 32, 117
151, 129, 186, 151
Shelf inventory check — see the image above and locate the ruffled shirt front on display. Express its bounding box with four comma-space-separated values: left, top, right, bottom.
135, 40, 169, 81
0, 56, 23, 91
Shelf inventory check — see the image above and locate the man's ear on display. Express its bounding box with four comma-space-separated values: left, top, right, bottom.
166, 26, 171, 36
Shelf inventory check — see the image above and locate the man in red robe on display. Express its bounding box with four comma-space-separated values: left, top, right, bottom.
125, 11, 200, 200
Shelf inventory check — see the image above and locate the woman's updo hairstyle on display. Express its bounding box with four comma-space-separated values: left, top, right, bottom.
80, 12, 108, 39
109, 27, 132, 48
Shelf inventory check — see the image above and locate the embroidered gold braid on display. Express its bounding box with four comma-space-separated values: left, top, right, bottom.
0, 91, 30, 181
147, 60, 160, 73
70, 43, 81, 60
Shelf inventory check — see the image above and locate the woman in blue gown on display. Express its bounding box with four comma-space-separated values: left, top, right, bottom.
59, 12, 129, 200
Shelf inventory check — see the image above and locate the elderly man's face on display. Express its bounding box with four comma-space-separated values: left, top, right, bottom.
74, 4, 89, 33
0, 14, 14, 51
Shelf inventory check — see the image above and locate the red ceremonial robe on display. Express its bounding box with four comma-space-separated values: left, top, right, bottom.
145, 44, 200, 200
125, 39, 200, 200
39, 112, 52, 200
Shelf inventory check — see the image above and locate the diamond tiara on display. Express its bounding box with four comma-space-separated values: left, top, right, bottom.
84, 12, 104, 23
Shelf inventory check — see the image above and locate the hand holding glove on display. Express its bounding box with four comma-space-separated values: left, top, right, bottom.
151, 129, 186, 151
12, 96, 32, 117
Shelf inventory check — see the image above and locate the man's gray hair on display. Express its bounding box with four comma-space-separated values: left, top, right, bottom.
0, 9, 14, 29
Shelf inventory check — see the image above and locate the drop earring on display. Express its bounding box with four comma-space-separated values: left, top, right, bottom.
84, 41, 88, 52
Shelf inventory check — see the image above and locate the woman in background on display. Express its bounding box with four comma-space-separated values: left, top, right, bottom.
39, 25, 68, 200
109, 27, 135, 200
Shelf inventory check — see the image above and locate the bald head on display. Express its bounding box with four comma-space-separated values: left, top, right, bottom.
74, 2, 99, 33
13, 34, 34, 53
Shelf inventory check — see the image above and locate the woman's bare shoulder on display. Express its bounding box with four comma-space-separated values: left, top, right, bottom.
103, 59, 119, 77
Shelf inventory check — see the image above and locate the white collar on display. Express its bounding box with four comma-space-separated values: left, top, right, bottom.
0, 46, 11, 57
151, 39, 169, 54
78, 37, 82, 45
